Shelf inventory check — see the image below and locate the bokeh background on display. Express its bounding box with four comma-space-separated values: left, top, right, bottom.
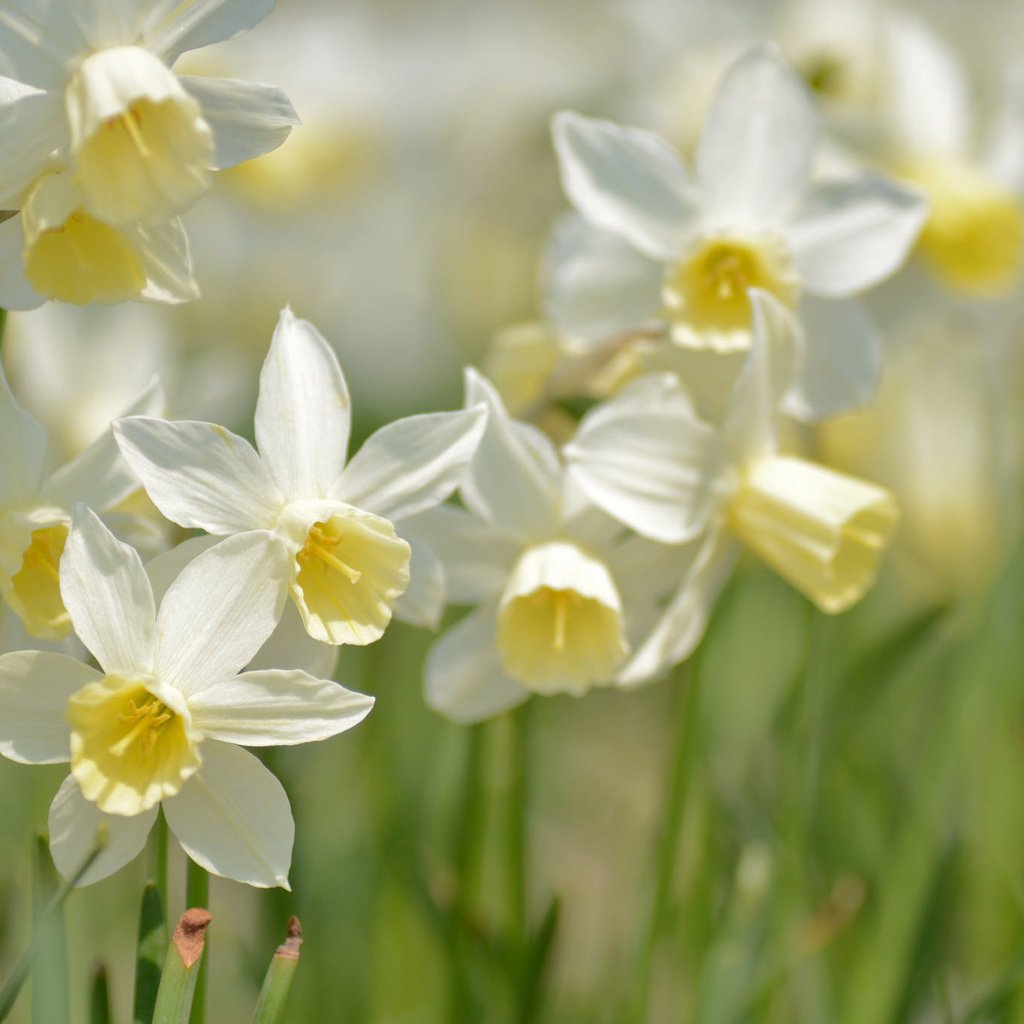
3, 0, 1024, 1020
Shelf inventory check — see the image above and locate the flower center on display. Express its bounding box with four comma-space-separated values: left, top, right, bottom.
67, 677, 201, 816
902, 158, 1024, 297
496, 542, 628, 694
66, 45, 213, 225
21, 170, 146, 304
6, 523, 71, 639
727, 455, 899, 613
663, 232, 801, 346
290, 508, 411, 646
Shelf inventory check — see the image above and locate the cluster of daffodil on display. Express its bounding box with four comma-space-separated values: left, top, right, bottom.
0, 0, 1019, 919
0, 0, 297, 307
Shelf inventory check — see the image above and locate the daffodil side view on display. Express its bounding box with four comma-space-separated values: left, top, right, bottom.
0, 2, 1022, 1020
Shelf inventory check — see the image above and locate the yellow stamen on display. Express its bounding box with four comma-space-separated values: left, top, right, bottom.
113, 108, 152, 158
299, 526, 362, 584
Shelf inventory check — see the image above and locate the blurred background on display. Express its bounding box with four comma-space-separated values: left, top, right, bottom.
4, 0, 1024, 1020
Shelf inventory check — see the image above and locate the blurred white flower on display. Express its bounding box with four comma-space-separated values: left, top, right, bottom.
407, 369, 698, 723
114, 307, 486, 646
0, 507, 373, 887
565, 291, 899, 684
0, 0, 297, 306
548, 44, 926, 418
877, 14, 1024, 298
0, 360, 161, 640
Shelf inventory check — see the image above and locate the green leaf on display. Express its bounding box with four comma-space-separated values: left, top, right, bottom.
251, 918, 303, 1024
134, 881, 167, 1024
151, 909, 212, 1024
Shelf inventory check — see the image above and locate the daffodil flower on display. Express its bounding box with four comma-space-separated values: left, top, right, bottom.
0, 0, 297, 305
0, 361, 162, 640
548, 43, 927, 420
564, 290, 900, 684
878, 14, 1024, 297
405, 368, 702, 724
0, 507, 372, 887
114, 307, 487, 647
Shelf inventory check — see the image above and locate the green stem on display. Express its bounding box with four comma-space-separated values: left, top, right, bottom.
31, 834, 69, 1024
626, 660, 701, 1024
151, 811, 169, 929
251, 918, 303, 1024
506, 703, 531, 972
0, 832, 107, 1021
447, 724, 485, 1023
90, 966, 112, 1024
185, 861, 209, 1024
152, 910, 212, 1024
0, 308, 8, 354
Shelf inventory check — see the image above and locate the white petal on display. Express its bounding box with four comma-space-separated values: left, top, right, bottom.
0, 4, 85, 89
0, 216, 44, 310
782, 297, 881, 422
0, 82, 65, 208
163, 741, 293, 889
0, 651, 99, 764
42, 379, 163, 511
544, 214, 664, 339
724, 290, 796, 465
697, 44, 816, 225
144, 535, 218, 605
333, 407, 486, 522
403, 506, 519, 605
189, 670, 373, 746
460, 369, 561, 539
247, 601, 337, 678
49, 774, 157, 886
0, 358, 46, 503
788, 175, 927, 296
144, 0, 274, 64
114, 416, 283, 533
255, 308, 351, 501
617, 532, 739, 687
138, 217, 199, 304
884, 13, 969, 157
564, 374, 723, 544
180, 75, 298, 169
552, 110, 701, 261
425, 607, 530, 724
986, 65, 1024, 191
155, 532, 290, 697
392, 538, 446, 630
60, 506, 157, 677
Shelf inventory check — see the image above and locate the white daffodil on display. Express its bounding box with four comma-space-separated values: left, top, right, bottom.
405, 368, 702, 724
875, 14, 1024, 298
0, 0, 297, 306
549, 43, 927, 420
0, 506, 372, 888
564, 290, 900, 684
0, 360, 162, 640
114, 307, 486, 648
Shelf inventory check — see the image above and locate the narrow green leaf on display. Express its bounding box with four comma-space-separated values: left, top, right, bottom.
517, 897, 560, 1024
251, 918, 303, 1024
90, 965, 111, 1024
31, 834, 69, 1024
152, 909, 212, 1024
185, 861, 209, 1024
134, 882, 167, 1024
0, 828, 107, 1022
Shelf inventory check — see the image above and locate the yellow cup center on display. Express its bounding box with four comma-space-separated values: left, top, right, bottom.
7, 523, 71, 639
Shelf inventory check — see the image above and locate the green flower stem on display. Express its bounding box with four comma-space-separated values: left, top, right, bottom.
152, 909, 212, 1024
0, 308, 7, 354
31, 834, 69, 1024
134, 881, 167, 1024
251, 917, 303, 1024
151, 812, 169, 930
0, 830, 107, 1021
506, 702, 531, 972
89, 966, 112, 1024
185, 861, 209, 1024
447, 724, 485, 1023
626, 659, 701, 1024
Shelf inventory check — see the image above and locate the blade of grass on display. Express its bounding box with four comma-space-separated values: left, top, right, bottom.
152, 909, 212, 1024
251, 918, 303, 1024
517, 896, 560, 1024
134, 881, 167, 1024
